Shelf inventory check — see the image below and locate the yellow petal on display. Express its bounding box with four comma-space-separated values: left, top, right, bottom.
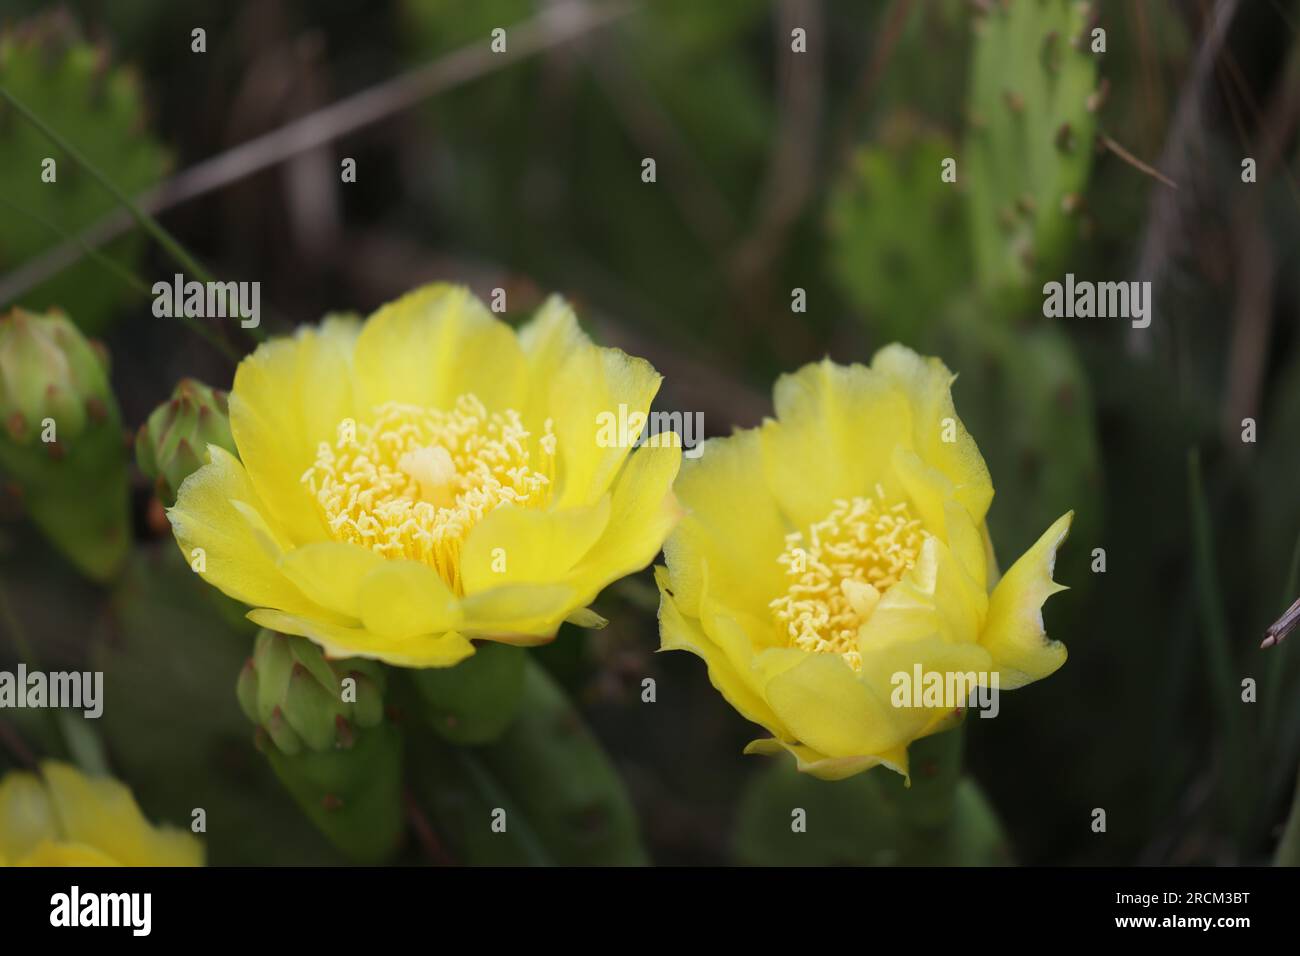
657, 575, 786, 734
698, 576, 786, 696
352, 284, 526, 414
458, 582, 580, 643
759, 358, 911, 529
566, 439, 682, 603
0, 771, 58, 864
980, 511, 1073, 689
743, 737, 907, 781
942, 499, 990, 596
516, 295, 589, 426
357, 560, 461, 640
663, 429, 787, 619
229, 315, 359, 546
891, 447, 991, 597
870, 343, 994, 524
856, 536, 986, 653
41, 762, 203, 867
247, 608, 475, 668
15, 841, 121, 866
460, 497, 612, 594
278, 541, 388, 619
758, 635, 992, 775
759, 650, 912, 759
546, 336, 663, 507
857, 634, 994, 725
168, 446, 332, 619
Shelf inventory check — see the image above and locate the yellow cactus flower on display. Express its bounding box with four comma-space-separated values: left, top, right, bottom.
0, 762, 202, 866
169, 285, 681, 667
656, 346, 1072, 780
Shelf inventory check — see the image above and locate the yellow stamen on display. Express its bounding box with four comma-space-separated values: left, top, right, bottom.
302, 394, 556, 593
769, 488, 928, 671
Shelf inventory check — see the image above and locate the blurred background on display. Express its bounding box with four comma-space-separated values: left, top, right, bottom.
1, 0, 1299, 865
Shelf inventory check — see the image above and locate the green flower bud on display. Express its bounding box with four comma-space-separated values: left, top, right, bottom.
0, 307, 127, 580
238, 630, 401, 863
238, 630, 389, 754
347, 670, 385, 729
267, 706, 303, 756
135, 378, 234, 504
0, 307, 113, 448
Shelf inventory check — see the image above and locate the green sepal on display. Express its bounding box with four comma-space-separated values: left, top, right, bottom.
284, 666, 347, 752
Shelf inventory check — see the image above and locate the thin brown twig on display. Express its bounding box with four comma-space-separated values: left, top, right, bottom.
0, 0, 632, 308
1131, 0, 1165, 157
1263, 596, 1300, 648
1098, 132, 1180, 189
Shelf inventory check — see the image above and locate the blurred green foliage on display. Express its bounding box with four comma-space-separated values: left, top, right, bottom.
0, 11, 169, 332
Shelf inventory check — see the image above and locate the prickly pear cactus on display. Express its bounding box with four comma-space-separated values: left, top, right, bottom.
260, 722, 404, 864
828, 120, 968, 345
135, 378, 235, 505
0, 306, 128, 580
965, 0, 1103, 304
0, 12, 169, 332
238, 630, 403, 863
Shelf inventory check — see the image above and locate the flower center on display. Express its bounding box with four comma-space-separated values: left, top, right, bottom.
769, 488, 928, 672
302, 395, 556, 593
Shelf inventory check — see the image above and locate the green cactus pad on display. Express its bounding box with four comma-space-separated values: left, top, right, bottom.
407, 641, 526, 745
828, 120, 969, 345
965, 0, 1102, 304
262, 719, 404, 865
410, 661, 647, 865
